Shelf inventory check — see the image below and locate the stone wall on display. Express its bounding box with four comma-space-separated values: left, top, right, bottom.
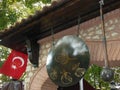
24, 42, 53, 90
24, 61, 37, 90
79, 9, 120, 41
24, 9, 120, 90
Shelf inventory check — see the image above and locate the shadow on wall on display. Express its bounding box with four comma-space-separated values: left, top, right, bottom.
29, 64, 58, 90
41, 77, 58, 90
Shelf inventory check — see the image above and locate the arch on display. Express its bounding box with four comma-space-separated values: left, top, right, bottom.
29, 64, 58, 90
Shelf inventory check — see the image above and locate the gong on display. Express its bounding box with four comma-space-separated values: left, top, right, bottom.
101, 67, 114, 82
46, 35, 90, 87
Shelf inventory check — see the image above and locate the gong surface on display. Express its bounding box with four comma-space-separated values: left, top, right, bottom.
46, 35, 90, 87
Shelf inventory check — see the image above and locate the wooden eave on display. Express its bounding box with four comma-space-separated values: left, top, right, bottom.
0, 0, 120, 53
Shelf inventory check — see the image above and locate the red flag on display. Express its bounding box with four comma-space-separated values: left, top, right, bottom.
0, 50, 28, 79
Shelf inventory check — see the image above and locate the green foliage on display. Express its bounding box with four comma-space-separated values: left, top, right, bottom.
84, 64, 120, 90
0, 0, 51, 31
84, 64, 110, 90
0, 10, 8, 30
0, 46, 11, 84
0, 75, 10, 84
113, 67, 120, 83
0, 61, 4, 67
42, 0, 51, 4
0, 8, 18, 30
0, 46, 10, 60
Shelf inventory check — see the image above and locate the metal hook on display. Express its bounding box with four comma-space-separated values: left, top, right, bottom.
99, 0, 104, 6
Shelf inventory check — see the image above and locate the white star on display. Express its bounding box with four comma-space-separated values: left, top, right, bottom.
12, 65, 17, 69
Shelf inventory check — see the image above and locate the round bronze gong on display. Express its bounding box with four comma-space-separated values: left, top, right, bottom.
46, 35, 90, 87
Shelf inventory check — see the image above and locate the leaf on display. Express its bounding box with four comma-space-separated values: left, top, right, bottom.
0, 61, 4, 67
42, 0, 51, 4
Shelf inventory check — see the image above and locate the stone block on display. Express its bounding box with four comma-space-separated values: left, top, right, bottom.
107, 25, 115, 31
26, 66, 32, 72
111, 32, 119, 37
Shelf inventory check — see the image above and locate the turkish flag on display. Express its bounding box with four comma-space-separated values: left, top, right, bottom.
0, 50, 28, 79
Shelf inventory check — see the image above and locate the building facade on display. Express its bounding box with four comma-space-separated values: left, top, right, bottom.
25, 8, 120, 90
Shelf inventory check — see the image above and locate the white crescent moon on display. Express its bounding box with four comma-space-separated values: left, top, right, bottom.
12, 56, 25, 68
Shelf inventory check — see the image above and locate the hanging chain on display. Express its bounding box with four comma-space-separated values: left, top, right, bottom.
51, 27, 55, 46
99, 0, 109, 67
77, 16, 81, 37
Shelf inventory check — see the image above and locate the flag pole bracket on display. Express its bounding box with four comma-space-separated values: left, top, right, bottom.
26, 38, 39, 67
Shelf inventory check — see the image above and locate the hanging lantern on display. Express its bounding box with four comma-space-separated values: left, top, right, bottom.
101, 67, 114, 82
46, 35, 90, 87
